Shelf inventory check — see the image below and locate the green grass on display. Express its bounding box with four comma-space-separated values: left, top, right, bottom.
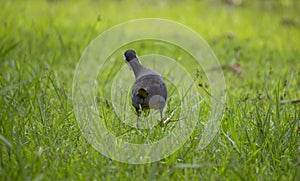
1, 0, 300, 180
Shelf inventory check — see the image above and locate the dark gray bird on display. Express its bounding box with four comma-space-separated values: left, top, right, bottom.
124, 50, 168, 128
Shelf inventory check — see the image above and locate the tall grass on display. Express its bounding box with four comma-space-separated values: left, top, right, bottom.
0, 0, 299, 180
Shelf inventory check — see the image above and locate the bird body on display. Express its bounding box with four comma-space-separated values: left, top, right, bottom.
124, 50, 167, 128
132, 74, 167, 111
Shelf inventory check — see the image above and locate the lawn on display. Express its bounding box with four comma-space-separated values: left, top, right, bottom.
0, 0, 299, 180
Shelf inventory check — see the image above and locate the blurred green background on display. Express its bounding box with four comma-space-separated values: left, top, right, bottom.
1, 0, 299, 180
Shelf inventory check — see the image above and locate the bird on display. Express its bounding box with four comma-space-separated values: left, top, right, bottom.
124, 50, 168, 128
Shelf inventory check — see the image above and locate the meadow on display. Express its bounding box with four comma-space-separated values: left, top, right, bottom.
0, 0, 299, 180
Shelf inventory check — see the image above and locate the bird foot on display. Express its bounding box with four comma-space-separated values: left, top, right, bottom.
159, 110, 178, 127
163, 117, 178, 126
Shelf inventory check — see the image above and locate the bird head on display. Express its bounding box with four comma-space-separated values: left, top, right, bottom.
124, 50, 137, 62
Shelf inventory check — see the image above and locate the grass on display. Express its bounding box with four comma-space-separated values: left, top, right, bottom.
1, 0, 299, 180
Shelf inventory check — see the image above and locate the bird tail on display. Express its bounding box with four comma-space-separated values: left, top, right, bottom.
137, 88, 148, 98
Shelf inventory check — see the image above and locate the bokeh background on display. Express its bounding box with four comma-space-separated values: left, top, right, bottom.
1, 0, 299, 180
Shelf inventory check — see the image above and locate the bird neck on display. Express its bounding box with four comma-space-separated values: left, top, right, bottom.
128, 58, 144, 79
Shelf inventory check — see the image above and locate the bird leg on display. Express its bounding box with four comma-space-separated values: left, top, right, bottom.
136, 115, 139, 129
136, 107, 142, 129
158, 111, 163, 126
